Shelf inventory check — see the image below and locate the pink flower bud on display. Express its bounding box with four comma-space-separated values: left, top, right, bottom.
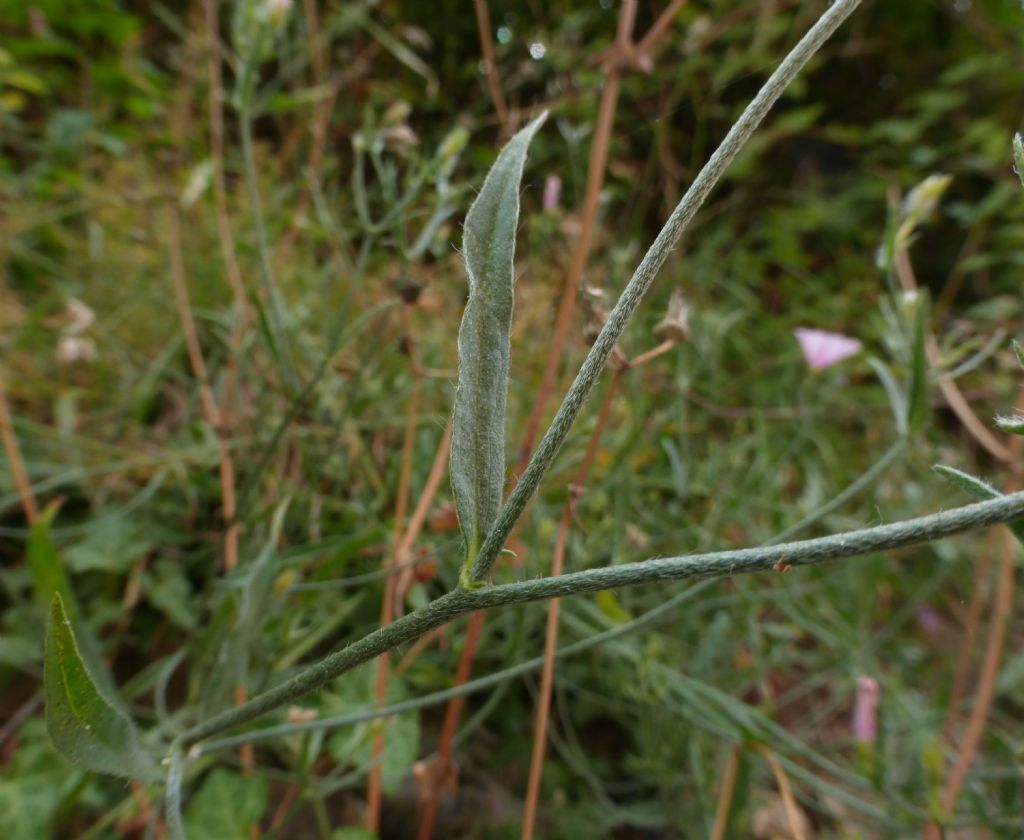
793, 327, 862, 370
852, 676, 880, 745
543, 174, 561, 212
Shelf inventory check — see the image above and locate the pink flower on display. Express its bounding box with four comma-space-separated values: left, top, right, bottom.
793, 327, 862, 370
543, 174, 561, 212
852, 676, 880, 744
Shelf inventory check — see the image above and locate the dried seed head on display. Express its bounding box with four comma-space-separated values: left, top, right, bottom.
654, 289, 690, 344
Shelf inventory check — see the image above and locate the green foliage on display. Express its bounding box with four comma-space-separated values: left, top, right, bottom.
4, 0, 1024, 835
182, 769, 268, 840
44, 594, 158, 782
451, 112, 546, 577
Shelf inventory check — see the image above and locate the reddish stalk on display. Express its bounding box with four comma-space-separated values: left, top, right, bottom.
201, 0, 252, 528
710, 744, 742, 840
514, 0, 637, 471
165, 203, 240, 573
521, 336, 676, 838
892, 217, 1013, 466
521, 365, 626, 840
0, 385, 39, 525
472, 0, 511, 135
368, 326, 422, 831
756, 744, 807, 840
368, 402, 454, 831
202, 0, 249, 333
274, 0, 337, 269
415, 608, 485, 840
420, 7, 689, 833
939, 552, 991, 746
926, 445, 1021, 836
893, 200, 1021, 836
515, 0, 687, 471
167, 198, 252, 772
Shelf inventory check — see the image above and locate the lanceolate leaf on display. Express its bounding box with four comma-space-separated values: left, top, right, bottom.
45, 594, 158, 782
451, 112, 547, 573
29, 504, 122, 702
934, 464, 1024, 547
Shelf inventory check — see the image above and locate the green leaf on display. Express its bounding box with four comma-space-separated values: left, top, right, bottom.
934, 464, 1024, 546
182, 769, 268, 840
0, 719, 79, 839
29, 505, 125, 700
44, 594, 158, 782
28, 505, 74, 618
995, 413, 1024, 435
66, 515, 157, 574
326, 670, 421, 797
1013, 132, 1024, 188
1012, 339, 1024, 370
144, 560, 196, 630
451, 112, 547, 577
332, 829, 378, 840
905, 290, 930, 434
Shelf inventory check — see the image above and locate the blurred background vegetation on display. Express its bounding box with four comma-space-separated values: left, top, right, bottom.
2, 0, 1024, 837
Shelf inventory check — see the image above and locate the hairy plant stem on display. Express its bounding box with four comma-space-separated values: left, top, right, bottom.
469, 0, 862, 582
179, 490, 1024, 746
196, 581, 714, 755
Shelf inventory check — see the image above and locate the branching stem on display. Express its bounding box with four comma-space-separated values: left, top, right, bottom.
180, 490, 1024, 746
470, 0, 862, 582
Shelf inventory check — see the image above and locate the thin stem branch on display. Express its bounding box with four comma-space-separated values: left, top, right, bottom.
367, 348, 420, 832
202, 0, 249, 330
892, 237, 1014, 466
165, 202, 241, 573
522, 367, 625, 840
238, 59, 300, 393
0, 384, 39, 525
515, 0, 636, 470
196, 582, 713, 755
767, 438, 906, 546
180, 489, 1024, 746
473, 0, 863, 582
710, 744, 742, 840
472, 0, 511, 135
932, 435, 1023, 831
636, 0, 690, 56
756, 743, 808, 840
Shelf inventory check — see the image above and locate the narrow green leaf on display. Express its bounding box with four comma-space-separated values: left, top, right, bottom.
451, 112, 547, 577
933, 464, 1001, 500
1012, 338, 1024, 370
867, 357, 907, 437
1013, 133, 1024, 188
27, 505, 74, 619
905, 290, 930, 433
44, 594, 159, 782
934, 464, 1024, 546
995, 413, 1024, 435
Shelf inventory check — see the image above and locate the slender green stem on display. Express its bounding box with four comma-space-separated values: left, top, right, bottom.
196, 581, 716, 754
237, 38, 300, 393
165, 749, 187, 840
180, 490, 1024, 746
767, 438, 908, 545
469, 0, 863, 582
